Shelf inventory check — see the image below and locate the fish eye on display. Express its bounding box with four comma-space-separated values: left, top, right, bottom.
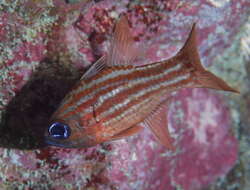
48, 122, 71, 139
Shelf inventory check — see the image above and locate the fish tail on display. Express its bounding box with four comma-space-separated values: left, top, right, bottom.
177, 23, 239, 93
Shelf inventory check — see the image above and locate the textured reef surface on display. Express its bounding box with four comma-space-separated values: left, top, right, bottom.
0, 0, 250, 189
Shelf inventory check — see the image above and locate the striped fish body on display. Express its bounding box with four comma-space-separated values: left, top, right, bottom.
54, 59, 191, 147
45, 16, 238, 149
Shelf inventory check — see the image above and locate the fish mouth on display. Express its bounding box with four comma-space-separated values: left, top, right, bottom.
45, 136, 73, 148
45, 136, 86, 148
44, 128, 97, 148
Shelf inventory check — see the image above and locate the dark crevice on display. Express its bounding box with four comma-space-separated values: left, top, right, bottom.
0, 59, 83, 149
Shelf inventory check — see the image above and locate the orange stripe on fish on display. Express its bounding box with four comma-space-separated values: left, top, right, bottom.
100, 76, 191, 125
60, 57, 189, 117
91, 70, 190, 120
45, 15, 238, 149
61, 62, 187, 120
57, 60, 179, 116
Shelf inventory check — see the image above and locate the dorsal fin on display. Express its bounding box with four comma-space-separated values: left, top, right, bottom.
107, 15, 142, 66
81, 55, 106, 80
81, 15, 143, 80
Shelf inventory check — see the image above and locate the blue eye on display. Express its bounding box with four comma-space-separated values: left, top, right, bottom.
48, 122, 71, 139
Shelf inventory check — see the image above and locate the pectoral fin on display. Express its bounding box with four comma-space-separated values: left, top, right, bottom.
110, 125, 142, 141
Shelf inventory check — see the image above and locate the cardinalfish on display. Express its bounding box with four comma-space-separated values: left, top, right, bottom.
44, 15, 238, 149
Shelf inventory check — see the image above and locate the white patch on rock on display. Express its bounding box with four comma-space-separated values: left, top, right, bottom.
10, 152, 21, 166
131, 152, 137, 161
209, 0, 231, 7
63, 154, 82, 165
241, 16, 250, 59
200, 100, 219, 128
66, 26, 82, 55
198, 4, 226, 27
187, 95, 219, 145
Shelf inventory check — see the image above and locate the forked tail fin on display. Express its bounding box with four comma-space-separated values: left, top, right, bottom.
176, 24, 239, 93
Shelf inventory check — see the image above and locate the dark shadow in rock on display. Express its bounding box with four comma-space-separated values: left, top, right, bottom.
0, 59, 83, 149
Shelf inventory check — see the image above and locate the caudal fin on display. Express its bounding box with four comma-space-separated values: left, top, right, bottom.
195, 70, 239, 93
177, 24, 239, 93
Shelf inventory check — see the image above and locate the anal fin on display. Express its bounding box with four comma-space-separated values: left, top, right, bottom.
110, 125, 142, 141
144, 100, 175, 150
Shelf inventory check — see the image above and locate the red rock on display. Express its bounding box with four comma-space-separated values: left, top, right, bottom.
169, 89, 238, 189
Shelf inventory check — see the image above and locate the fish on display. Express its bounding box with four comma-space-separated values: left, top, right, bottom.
44, 15, 238, 150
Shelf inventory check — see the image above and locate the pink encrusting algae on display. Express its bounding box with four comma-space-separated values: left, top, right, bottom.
0, 0, 249, 189
104, 88, 238, 190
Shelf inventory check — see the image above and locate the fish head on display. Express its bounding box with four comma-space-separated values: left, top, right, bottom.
45, 113, 99, 148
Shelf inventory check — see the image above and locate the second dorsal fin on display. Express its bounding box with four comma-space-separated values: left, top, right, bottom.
81, 15, 142, 80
